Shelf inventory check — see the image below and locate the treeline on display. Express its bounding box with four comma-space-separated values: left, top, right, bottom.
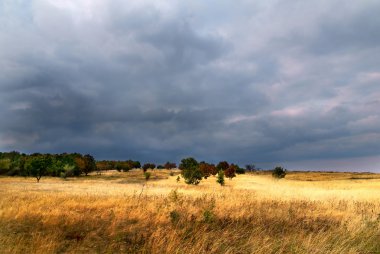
0, 151, 140, 182
0, 151, 284, 183
96, 160, 141, 172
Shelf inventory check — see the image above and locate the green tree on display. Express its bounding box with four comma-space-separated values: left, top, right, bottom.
83, 154, 96, 176
272, 166, 286, 179
179, 157, 202, 185
133, 161, 141, 169
0, 159, 11, 174
28, 155, 52, 182
216, 170, 225, 186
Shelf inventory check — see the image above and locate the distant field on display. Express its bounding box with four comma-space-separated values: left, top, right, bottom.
1, 170, 380, 253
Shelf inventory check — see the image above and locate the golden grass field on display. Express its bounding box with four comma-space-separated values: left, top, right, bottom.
1, 170, 380, 253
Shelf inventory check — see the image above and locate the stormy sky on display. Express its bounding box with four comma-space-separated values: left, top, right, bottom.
1, 0, 380, 171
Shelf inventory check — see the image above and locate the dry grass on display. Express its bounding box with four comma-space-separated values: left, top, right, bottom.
1, 170, 380, 253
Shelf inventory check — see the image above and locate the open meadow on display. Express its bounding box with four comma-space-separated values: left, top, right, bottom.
1, 170, 380, 253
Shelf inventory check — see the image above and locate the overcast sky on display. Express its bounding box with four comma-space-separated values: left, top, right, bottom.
1, 0, 380, 171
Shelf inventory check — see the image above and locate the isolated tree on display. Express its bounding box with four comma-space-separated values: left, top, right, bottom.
272, 166, 286, 179
245, 164, 256, 172
179, 157, 202, 185
216, 170, 225, 186
224, 164, 237, 180
217, 161, 229, 171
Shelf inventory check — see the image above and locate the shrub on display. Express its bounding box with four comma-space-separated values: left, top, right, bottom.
144, 172, 151, 181
203, 209, 215, 223
169, 210, 180, 225
168, 189, 182, 203
272, 166, 287, 178
216, 170, 225, 186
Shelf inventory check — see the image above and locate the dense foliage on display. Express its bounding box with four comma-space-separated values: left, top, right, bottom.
224, 164, 237, 179
272, 166, 287, 178
142, 163, 156, 172
0, 151, 140, 182
179, 157, 203, 185
0, 151, 263, 184
164, 162, 177, 169
216, 170, 225, 186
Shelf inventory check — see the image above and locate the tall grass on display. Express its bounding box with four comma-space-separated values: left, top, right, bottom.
0, 170, 380, 253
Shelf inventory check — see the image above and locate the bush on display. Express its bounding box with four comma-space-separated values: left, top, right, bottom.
144, 172, 151, 181
169, 210, 180, 225
203, 209, 215, 223
216, 170, 225, 186
272, 166, 287, 178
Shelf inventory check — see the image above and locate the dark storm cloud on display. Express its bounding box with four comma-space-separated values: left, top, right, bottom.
1, 0, 380, 171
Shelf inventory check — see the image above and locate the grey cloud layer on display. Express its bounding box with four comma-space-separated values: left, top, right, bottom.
1, 0, 380, 170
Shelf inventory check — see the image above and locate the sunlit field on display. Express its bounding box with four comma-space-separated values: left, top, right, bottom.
1, 170, 380, 253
